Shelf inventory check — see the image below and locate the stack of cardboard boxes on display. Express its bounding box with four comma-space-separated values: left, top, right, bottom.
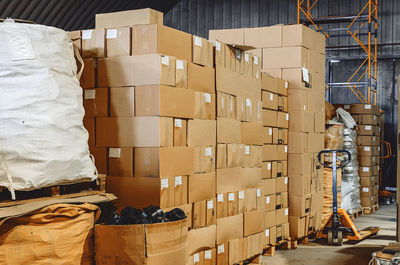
347, 104, 381, 208
212, 38, 265, 264
260, 74, 290, 244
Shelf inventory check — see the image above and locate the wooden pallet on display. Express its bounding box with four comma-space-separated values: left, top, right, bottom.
363, 204, 379, 215
262, 238, 292, 257
0, 174, 106, 207
350, 208, 364, 220
238, 253, 262, 265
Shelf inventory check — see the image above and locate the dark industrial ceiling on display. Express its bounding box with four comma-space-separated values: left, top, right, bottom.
0, 0, 180, 31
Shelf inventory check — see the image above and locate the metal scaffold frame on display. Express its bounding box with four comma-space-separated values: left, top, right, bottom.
297, 0, 378, 105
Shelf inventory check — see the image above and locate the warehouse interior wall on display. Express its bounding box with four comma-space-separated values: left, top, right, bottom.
165, 0, 399, 188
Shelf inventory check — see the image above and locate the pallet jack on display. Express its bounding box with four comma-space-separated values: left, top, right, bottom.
317, 150, 380, 246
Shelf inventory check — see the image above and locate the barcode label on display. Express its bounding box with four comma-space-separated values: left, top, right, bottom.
176, 59, 184, 70
216, 41, 221, 51
269, 128, 273, 135
207, 200, 214, 209
161, 55, 169, 65
204, 250, 212, 260
193, 253, 200, 263
265, 229, 270, 237
238, 191, 244, 199
363, 167, 369, 172
228, 193, 235, 201
266, 196, 270, 204
84, 89, 96, 99
244, 145, 250, 155
175, 176, 182, 187
364, 147, 371, 151
362, 187, 369, 192
244, 53, 249, 62
174, 119, 182, 128
194, 36, 202, 47
267, 163, 271, 170
82, 30, 93, 40
217, 193, 224, 202
106, 29, 117, 39
161, 178, 169, 190
218, 244, 225, 254
205, 93, 211, 103
205, 147, 212, 157
365, 104, 371, 109
270, 93, 273, 101
365, 125, 372, 130
108, 148, 121, 158
256, 188, 261, 197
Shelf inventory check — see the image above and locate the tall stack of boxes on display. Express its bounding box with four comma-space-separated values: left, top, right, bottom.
211, 37, 264, 264
347, 104, 381, 208
260, 74, 290, 244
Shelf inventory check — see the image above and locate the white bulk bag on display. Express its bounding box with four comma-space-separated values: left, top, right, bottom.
0, 20, 96, 198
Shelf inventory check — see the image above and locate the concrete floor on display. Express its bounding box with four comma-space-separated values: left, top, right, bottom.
262, 204, 396, 265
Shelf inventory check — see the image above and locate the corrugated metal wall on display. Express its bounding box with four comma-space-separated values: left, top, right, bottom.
165, 0, 399, 187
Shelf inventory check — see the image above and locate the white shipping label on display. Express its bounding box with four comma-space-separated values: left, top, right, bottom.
218, 244, 225, 254
245, 53, 249, 62
238, 191, 244, 199
204, 250, 212, 260
235, 49, 241, 59
205, 147, 212, 157
256, 188, 261, 197
176, 59, 184, 70
363, 167, 369, 172
254, 56, 258, 65
364, 146, 371, 151
161, 55, 169, 65
193, 253, 200, 264
246, 98, 252, 107
207, 200, 214, 209
302, 67, 309, 83
175, 176, 182, 187
216, 41, 221, 51
374, 116, 377, 120
195, 36, 202, 47
285, 146, 288, 153
108, 148, 121, 158
265, 229, 270, 237
285, 208, 288, 215
267, 162, 271, 170
373, 136, 376, 141
230, 98, 233, 111
82, 30, 93, 40
286, 114, 289, 120
365, 104, 371, 109
174, 119, 182, 128
242, 102, 244, 112
365, 125, 372, 130
217, 193, 224, 202
285, 81, 288, 88
221, 96, 224, 108
204, 93, 211, 103
285, 177, 288, 184
362, 187, 369, 192
161, 178, 169, 190
344, 104, 350, 109
269, 128, 273, 135
84, 89, 96, 99
266, 196, 270, 204
106, 29, 117, 39
270, 93, 274, 101
357, 199, 361, 204
228, 193, 235, 201
378, 146, 381, 151
245, 145, 250, 155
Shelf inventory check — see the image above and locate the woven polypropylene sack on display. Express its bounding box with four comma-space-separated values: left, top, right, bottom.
0, 20, 96, 195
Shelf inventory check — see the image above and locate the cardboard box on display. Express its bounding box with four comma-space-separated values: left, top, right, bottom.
81, 58, 95, 88
269, 226, 277, 244
360, 186, 374, 197
132, 24, 192, 61
264, 127, 273, 144
276, 145, 288, 161
277, 112, 289, 128
109, 86, 135, 117
173, 119, 187, 146
289, 111, 314, 132
358, 146, 377, 156
96, 117, 173, 147
311, 192, 323, 212
188, 120, 217, 146
262, 91, 278, 110
265, 194, 276, 212
192, 35, 208, 66
262, 47, 308, 69
106, 27, 131, 57
278, 96, 288, 112
217, 118, 241, 144
243, 52, 253, 76
244, 210, 264, 237
288, 132, 307, 153
289, 216, 306, 239
244, 25, 283, 48
188, 225, 217, 255
289, 174, 311, 196
91, 147, 107, 174
207, 198, 217, 226
308, 133, 325, 153
350, 104, 379, 115
94, 219, 188, 265
282, 24, 316, 50
289, 195, 311, 217
106, 176, 176, 209
359, 155, 379, 166
276, 208, 289, 225
83, 87, 108, 117
262, 109, 278, 127
227, 192, 238, 216
358, 125, 377, 136
241, 167, 262, 190
261, 74, 288, 96
227, 144, 241, 168
216, 67, 240, 96
194, 92, 216, 120
82, 28, 105, 58
308, 49, 325, 74
262, 178, 277, 195
108, 148, 133, 177
288, 153, 313, 175
217, 144, 227, 169
209, 28, 245, 46
188, 63, 216, 94
134, 147, 194, 177
193, 200, 206, 229
357, 135, 379, 146
241, 122, 263, 145
314, 112, 325, 133
264, 210, 276, 228
194, 146, 216, 173
217, 193, 228, 219
176, 59, 188, 88
216, 214, 244, 245
135, 85, 194, 119
357, 114, 379, 125
276, 176, 288, 193
244, 189, 258, 213
95, 8, 163, 28
98, 54, 175, 87
174, 175, 189, 206
262, 162, 272, 179
288, 89, 309, 112
282, 68, 310, 89
216, 168, 242, 193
